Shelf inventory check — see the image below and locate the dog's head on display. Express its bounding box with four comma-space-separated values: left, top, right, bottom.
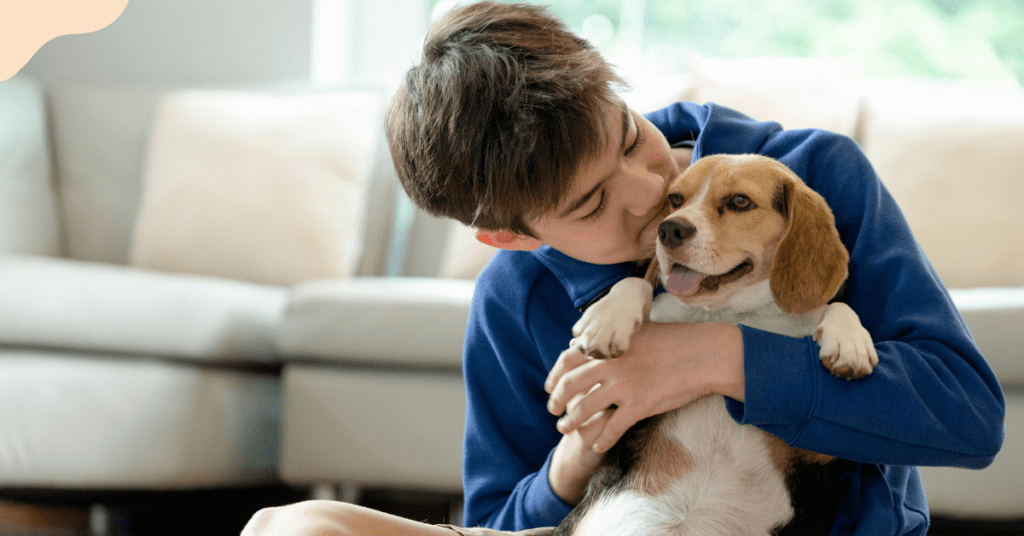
647, 154, 848, 314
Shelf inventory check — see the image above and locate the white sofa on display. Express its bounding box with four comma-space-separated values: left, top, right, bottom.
0, 75, 473, 527
1, 58, 1022, 528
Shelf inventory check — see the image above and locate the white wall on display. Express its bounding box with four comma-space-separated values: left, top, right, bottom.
16, 0, 429, 90
348, 0, 429, 89
17, 0, 315, 87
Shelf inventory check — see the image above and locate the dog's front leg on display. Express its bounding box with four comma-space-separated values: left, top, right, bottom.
572, 277, 653, 359
812, 302, 879, 379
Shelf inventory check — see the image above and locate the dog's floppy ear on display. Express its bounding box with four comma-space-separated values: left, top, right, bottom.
770, 173, 849, 315
643, 257, 661, 285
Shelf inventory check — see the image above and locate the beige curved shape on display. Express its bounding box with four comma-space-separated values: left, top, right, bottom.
1, 0, 131, 82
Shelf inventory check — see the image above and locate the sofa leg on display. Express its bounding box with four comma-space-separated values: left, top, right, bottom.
310, 483, 337, 501
448, 497, 464, 527
311, 483, 363, 504
338, 483, 362, 504
90, 503, 110, 536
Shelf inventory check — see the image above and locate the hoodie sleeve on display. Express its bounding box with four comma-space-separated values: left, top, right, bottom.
460, 252, 576, 530
647, 102, 1006, 468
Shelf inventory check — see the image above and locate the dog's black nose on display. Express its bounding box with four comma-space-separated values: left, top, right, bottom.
658, 219, 695, 249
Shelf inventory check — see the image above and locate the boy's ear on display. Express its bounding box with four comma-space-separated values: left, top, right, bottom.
475, 229, 543, 251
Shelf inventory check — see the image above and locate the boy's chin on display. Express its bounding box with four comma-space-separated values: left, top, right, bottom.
560, 247, 640, 266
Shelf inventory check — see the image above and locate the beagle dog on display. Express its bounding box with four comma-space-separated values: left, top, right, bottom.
554, 154, 878, 536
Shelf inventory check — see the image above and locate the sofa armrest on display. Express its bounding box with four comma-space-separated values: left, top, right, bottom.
950, 287, 1024, 387
279, 277, 474, 368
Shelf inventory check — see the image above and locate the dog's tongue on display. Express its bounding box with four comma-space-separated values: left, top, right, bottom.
665, 266, 705, 297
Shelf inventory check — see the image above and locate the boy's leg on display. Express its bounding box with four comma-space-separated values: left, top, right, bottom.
439, 526, 555, 536
242, 500, 455, 536
242, 500, 555, 536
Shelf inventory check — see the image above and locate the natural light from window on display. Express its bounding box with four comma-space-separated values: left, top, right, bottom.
430, 0, 1023, 88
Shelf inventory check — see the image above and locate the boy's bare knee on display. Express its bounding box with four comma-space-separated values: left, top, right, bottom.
242, 500, 359, 536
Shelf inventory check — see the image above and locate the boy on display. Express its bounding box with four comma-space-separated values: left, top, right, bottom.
243, 2, 1004, 535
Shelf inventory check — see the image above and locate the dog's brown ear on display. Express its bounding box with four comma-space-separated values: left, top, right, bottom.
643, 257, 661, 286
770, 175, 849, 315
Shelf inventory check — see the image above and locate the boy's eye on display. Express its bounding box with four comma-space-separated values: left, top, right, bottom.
580, 190, 607, 221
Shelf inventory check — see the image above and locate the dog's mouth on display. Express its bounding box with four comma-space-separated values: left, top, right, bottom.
664, 259, 754, 298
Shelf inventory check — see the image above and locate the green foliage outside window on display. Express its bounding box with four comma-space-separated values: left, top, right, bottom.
432, 0, 1024, 86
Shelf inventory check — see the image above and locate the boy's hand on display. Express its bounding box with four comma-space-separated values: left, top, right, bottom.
548, 406, 613, 505
545, 322, 744, 454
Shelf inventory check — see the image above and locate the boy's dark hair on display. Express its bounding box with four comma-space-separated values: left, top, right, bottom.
385, 1, 625, 237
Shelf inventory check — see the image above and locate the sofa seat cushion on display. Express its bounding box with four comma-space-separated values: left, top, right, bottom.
0, 348, 279, 488
279, 277, 474, 368
0, 255, 285, 362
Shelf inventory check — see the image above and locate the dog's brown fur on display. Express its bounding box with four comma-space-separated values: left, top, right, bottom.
557, 155, 871, 536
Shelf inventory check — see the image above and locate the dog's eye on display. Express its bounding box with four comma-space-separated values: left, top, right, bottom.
667, 193, 685, 209
727, 195, 755, 212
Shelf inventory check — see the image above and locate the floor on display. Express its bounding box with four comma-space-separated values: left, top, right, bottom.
2, 486, 1022, 535
926, 516, 1024, 536
0, 486, 459, 536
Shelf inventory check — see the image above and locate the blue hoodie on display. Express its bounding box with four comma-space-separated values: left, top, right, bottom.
460, 102, 1005, 535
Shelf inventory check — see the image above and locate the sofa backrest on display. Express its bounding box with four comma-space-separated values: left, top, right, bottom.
0, 77, 62, 257
46, 84, 162, 265
20, 81, 446, 280
857, 80, 1024, 289
9, 72, 1024, 288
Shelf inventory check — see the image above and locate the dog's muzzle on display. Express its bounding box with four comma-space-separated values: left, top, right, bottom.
658, 219, 696, 249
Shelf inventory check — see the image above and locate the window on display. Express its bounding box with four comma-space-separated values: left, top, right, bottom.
430, 0, 1023, 86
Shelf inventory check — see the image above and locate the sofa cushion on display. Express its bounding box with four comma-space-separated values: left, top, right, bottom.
859, 80, 1024, 288
279, 277, 474, 367
687, 55, 863, 138
0, 255, 285, 362
0, 348, 279, 488
130, 89, 382, 286
919, 393, 1024, 517
0, 77, 61, 256
280, 365, 464, 491
47, 85, 163, 264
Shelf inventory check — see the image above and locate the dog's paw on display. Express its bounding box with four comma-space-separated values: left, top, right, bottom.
814, 303, 879, 380
572, 277, 652, 359
573, 307, 640, 359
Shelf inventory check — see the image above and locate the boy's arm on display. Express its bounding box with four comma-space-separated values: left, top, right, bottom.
648, 102, 1006, 467
460, 253, 579, 530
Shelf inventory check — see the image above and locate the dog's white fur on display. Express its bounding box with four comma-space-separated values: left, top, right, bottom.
564, 154, 878, 535
572, 395, 794, 536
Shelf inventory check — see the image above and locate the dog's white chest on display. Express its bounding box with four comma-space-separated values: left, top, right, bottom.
649, 282, 817, 339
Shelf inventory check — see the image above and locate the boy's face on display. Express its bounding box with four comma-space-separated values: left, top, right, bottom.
530, 100, 685, 265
